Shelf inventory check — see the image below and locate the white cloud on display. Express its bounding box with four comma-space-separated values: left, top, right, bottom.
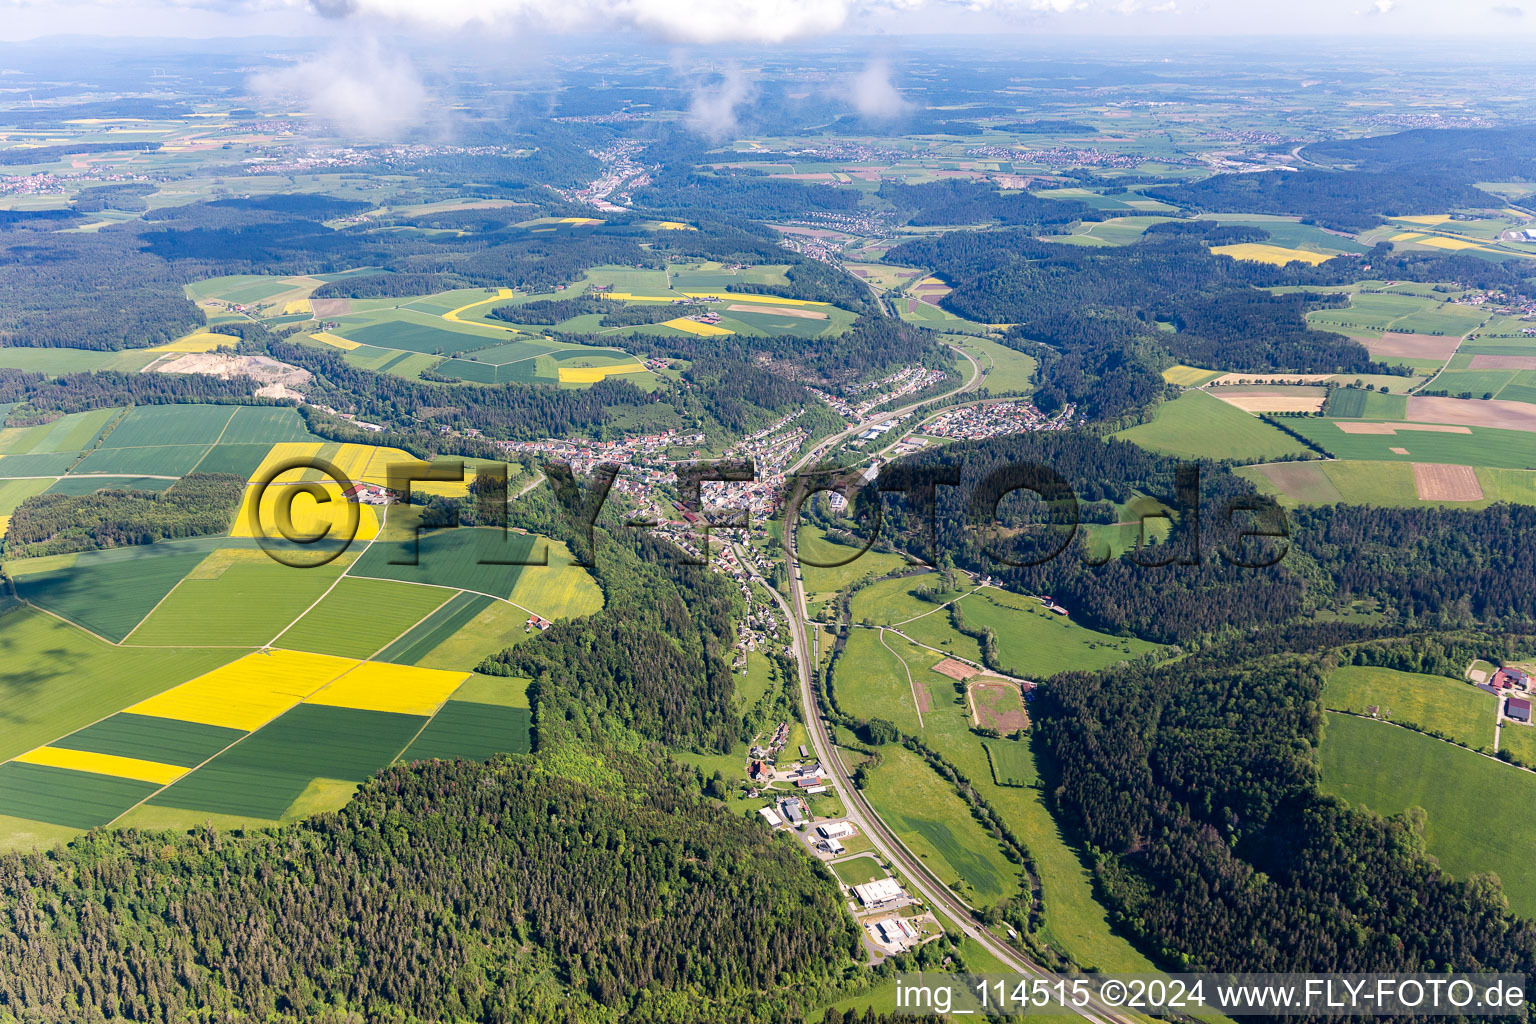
685, 67, 754, 140
248, 38, 431, 138
847, 59, 912, 120
1369, 0, 1396, 13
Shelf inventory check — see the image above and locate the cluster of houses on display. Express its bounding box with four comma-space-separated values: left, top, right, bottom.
1493, 666, 1535, 724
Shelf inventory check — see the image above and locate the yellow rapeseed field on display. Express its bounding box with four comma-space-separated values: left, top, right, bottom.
12, 747, 187, 785
127, 650, 359, 731
305, 661, 470, 717
655, 221, 696, 230
1209, 243, 1332, 266
558, 363, 647, 384
229, 444, 381, 542
1162, 364, 1217, 386
662, 317, 734, 337
1416, 236, 1485, 251
149, 332, 235, 353
311, 331, 362, 350
282, 299, 312, 315
1394, 214, 1451, 225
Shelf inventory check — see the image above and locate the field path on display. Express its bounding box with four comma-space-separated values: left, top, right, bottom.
1411, 310, 1495, 396
877, 626, 923, 729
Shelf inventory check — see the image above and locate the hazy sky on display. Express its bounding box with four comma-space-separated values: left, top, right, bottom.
0, 0, 1530, 42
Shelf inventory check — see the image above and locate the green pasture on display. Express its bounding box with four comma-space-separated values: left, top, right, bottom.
1323, 666, 1496, 751
1320, 712, 1536, 918
1115, 390, 1308, 461
860, 739, 1022, 907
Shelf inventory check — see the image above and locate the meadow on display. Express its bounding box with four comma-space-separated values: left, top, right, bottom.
1320, 712, 1536, 918
946, 333, 1037, 394
959, 588, 1160, 679
796, 527, 911, 607
1114, 390, 1308, 461
832, 628, 929, 734
859, 739, 1022, 908
1322, 665, 1496, 751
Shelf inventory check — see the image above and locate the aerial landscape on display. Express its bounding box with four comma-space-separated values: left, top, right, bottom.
1, 0, 1535, 1020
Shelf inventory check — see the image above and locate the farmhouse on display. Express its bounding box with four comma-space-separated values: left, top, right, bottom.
1493, 667, 1531, 691
1508, 697, 1531, 723
852, 877, 905, 908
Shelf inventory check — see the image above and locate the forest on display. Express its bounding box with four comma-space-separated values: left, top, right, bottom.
0, 754, 861, 1024
885, 229, 1382, 420
1158, 169, 1493, 232
1035, 648, 1536, 976
2, 472, 244, 557
870, 430, 1536, 644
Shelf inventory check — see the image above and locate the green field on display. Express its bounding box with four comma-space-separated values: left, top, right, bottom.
0, 606, 237, 762
148, 704, 425, 820
100, 404, 235, 449
1288, 418, 1536, 469
1320, 712, 1536, 918
949, 334, 1037, 394
0, 408, 119, 456
51, 712, 245, 766
832, 628, 928, 735
127, 551, 352, 647
448, 674, 531, 709
0, 762, 159, 829
275, 576, 454, 659
334, 316, 507, 355
16, 544, 210, 642
350, 524, 538, 597
1115, 390, 1308, 462
0, 347, 158, 376
398, 701, 531, 762
507, 545, 604, 620
1323, 666, 1496, 750
796, 527, 910, 606
829, 854, 887, 887
1239, 460, 1536, 508
983, 738, 1032, 786
859, 740, 1022, 907
958, 588, 1160, 679
377, 591, 496, 665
